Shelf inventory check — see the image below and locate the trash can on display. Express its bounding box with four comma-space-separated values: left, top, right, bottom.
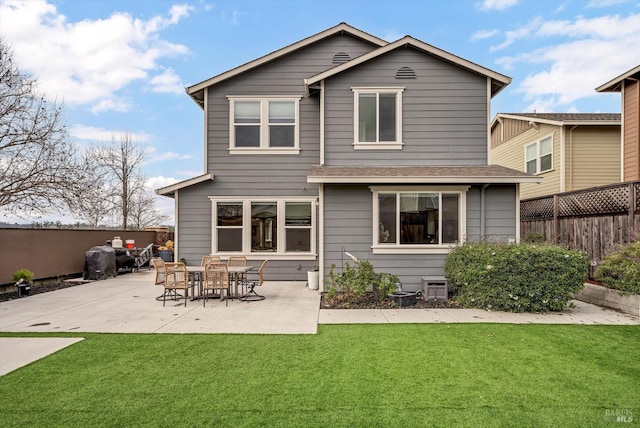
157, 250, 174, 262
17, 283, 31, 297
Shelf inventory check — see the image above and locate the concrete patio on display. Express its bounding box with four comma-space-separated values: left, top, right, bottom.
1, 270, 638, 376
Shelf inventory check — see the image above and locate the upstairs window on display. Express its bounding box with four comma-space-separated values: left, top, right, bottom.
352, 87, 404, 150
228, 97, 300, 154
525, 135, 553, 174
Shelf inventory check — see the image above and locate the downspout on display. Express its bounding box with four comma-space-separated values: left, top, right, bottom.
480, 184, 490, 240
320, 79, 325, 165
568, 125, 578, 191
203, 89, 208, 172
174, 190, 179, 263
560, 126, 566, 192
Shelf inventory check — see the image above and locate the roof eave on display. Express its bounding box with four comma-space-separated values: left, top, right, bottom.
307, 176, 542, 184
186, 22, 388, 100
596, 64, 640, 93
305, 36, 511, 96
156, 173, 214, 198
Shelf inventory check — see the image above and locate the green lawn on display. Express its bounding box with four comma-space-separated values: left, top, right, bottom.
1, 324, 638, 427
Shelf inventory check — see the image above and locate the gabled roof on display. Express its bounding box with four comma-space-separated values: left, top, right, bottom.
305, 36, 512, 98
155, 173, 214, 198
492, 113, 621, 129
307, 165, 541, 184
596, 65, 640, 93
185, 22, 387, 107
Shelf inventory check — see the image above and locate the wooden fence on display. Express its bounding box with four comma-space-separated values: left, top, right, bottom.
520, 180, 640, 278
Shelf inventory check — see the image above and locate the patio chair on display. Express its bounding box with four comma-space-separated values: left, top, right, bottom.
202, 263, 230, 307
240, 259, 268, 301
201, 255, 221, 266
162, 262, 189, 307
151, 257, 166, 285
227, 255, 248, 294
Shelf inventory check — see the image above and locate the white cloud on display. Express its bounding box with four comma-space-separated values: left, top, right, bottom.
495, 13, 640, 111
478, 0, 518, 11
470, 29, 499, 41
146, 176, 179, 190
0, 0, 192, 111
69, 125, 151, 143
586, 0, 629, 8
148, 68, 184, 94
490, 17, 543, 51
90, 97, 134, 114
145, 146, 192, 163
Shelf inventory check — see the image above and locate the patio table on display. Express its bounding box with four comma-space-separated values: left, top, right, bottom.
186, 265, 254, 301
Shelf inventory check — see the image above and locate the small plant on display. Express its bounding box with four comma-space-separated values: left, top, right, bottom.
595, 241, 640, 294
13, 269, 34, 284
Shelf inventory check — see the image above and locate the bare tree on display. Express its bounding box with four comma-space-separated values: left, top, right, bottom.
128, 190, 169, 230
88, 133, 146, 229
0, 38, 86, 216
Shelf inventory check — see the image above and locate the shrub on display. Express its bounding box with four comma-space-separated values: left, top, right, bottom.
13, 269, 34, 283
326, 260, 398, 301
595, 241, 640, 294
445, 242, 588, 312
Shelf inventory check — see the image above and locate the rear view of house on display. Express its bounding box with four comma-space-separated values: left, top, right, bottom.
157, 22, 539, 291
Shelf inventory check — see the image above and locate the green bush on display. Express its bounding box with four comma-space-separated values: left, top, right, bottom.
13, 269, 34, 283
595, 241, 640, 294
326, 260, 399, 301
445, 243, 588, 312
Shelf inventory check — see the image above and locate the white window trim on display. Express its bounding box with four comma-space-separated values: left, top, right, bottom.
524, 134, 554, 175
227, 96, 302, 155
370, 185, 468, 255
352, 87, 404, 150
210, 196, 317, 260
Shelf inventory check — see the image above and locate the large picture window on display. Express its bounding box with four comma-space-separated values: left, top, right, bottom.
229, 97, 301, 153
212, 198, 315, 257
372, 187, 467, 253
525, 135, 553, 174
352, 87, 404, 149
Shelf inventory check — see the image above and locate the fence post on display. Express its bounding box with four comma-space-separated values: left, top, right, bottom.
553, 194, 560, 244
630, 182, 636, 242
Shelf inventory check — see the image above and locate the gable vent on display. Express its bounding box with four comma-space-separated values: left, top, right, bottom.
332, 52, 351, 64
396, 66, 416, 79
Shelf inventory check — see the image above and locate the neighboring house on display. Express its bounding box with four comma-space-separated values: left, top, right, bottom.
597, 65, 640, 182
490, 113, 621, 200
157, 22, 539, 291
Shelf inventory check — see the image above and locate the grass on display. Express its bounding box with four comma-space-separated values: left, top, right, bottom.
1, 324, 638, 427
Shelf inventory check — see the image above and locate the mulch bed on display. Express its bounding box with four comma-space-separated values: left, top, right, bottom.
320, 292, 462, 309
0, 281, 86, 303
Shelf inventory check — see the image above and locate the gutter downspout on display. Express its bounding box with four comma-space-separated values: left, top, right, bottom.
568, 125, 578, 191
480, 184, 490, 240
320, 79, 325, 165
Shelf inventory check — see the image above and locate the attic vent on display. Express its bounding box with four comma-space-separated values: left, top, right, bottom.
332, 52, 351, 64
396, 66, 416, 79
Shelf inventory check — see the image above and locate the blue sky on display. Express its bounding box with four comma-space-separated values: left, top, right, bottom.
1, 0, 639, 224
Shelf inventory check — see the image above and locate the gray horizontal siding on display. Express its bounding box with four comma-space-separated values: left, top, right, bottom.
323, 47, 489, 167
322, 184, 517, 291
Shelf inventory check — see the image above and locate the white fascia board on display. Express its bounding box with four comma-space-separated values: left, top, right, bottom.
187, 23, 387, 95
307, 175, 543, 184
156, 173, 214, 197
497, 113, 620, 127
306, 36, 511, 89
596, 64, 640, 92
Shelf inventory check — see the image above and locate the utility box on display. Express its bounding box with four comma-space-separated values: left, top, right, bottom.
421, 276, 448, 301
